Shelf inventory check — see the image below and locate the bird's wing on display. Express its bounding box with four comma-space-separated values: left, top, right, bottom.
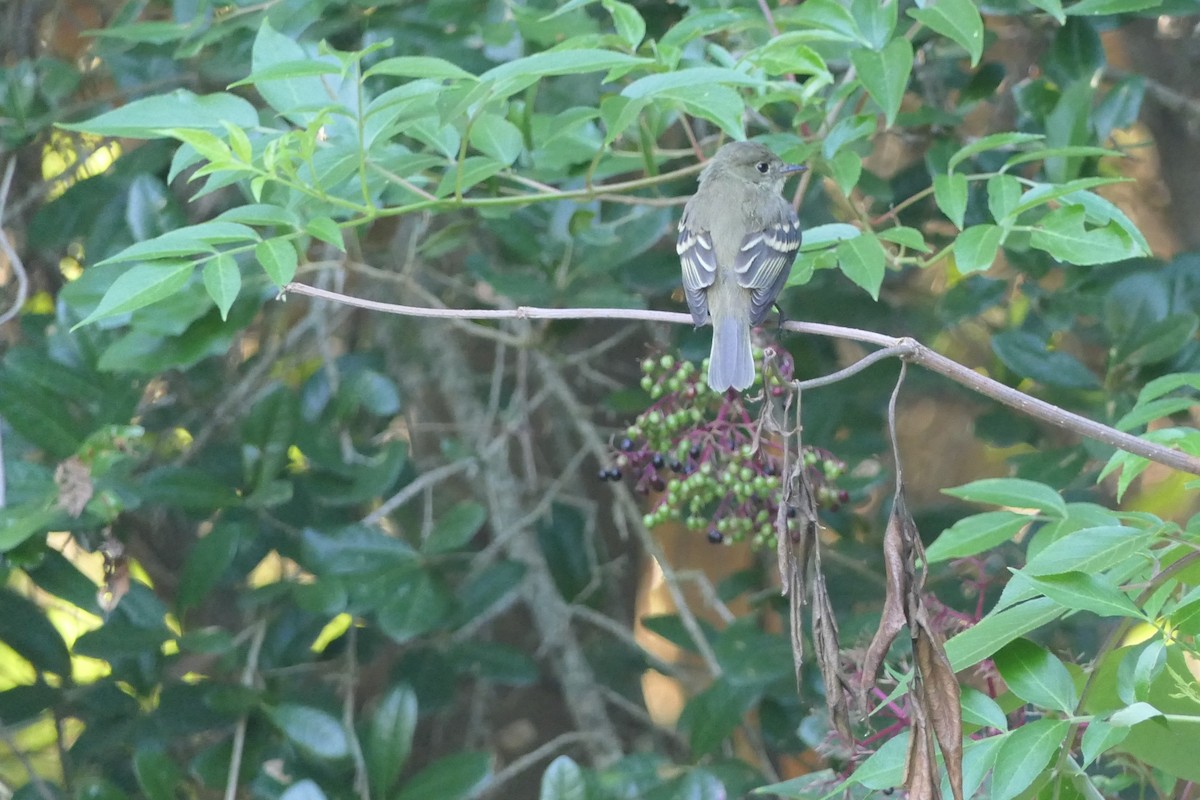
677, 207, 717, 326
733, 198, 801, 325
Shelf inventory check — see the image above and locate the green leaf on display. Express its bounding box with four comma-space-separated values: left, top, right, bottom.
134, 750, 183, 800
280, 780, 326, 800
1109, 701, 1163, 726
1136, 372, 1200, 404
229, 60, 342, 87
986, 174, 1023, 224
540, 756, 586, 800
74, 261, 196, 328
826, 148, 862, 197
266, 704, 350, 761
366, 56, 478, 81
948, 132, 1044, 172
953, 224, 1003, 273
1080, 720, 1128, 766
366, 685, 418, 797
926, 510, 1032, 563
603, 0, 646, 49
60, 90, 259, 137
0, 587, 73, 678
876, 226, 930, 252
943, 477, 1067, 517
991, 719, 1070, 800
377, 569, 452, 643
424, 501, 487, 554
1030, 0, 1066, 23
852, 0, 898, 48
908, 0, 985, 65
835, 231, 887, 299
621, 67, 762, 100
993, 638, 1078, 712
396, 752, 490, 800
790, 0, 864, 43
177, 522, 244, 612
850, 37, 913, 128
217, 203, 301, 229
961, 686, 1009, 731
746, 36, 834, 80
1012, 571, 1142, 618
933, 172, 968, 229
446, 640, 537, 686
1116, 312, 1199, 366
679, 679, 757, 756
469, 113, 524, 165
1023, 525, 1149, 576
991, 329, 1101, 389
250, 19, 350, 127
255, 238, 299, 286
482, 49, 652, 97
799, 223, 862, 250
848, 729, 909, 789
0, 506, 63, 551
305, 217, 346, 252
202, 254, 240, 321
1066, 0, 1160, 14
947, 597, 1065, 670
1030, 205, 1141, 265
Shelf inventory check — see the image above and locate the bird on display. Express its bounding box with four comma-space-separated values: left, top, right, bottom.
676, 141, 806, 392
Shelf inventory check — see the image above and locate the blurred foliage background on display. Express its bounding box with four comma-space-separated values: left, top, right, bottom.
3, 0, 1200, 798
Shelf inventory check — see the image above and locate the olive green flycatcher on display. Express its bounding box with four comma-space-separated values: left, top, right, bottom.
677, 141, 806, 392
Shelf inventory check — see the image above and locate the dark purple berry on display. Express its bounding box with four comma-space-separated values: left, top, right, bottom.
838, 489, 850, 504
651, 453, 665, 469
598, 469, 610, 482
707, 529, 724, 544
608, 467, 623, 481
669, 459, 684, 473
689, 444, 702, 459
619, 437, 634, 452
650, 477, 666, 492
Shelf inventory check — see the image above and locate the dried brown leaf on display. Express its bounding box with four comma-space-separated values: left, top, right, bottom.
55, 456, 93, 518
914, 612, 963, 800
861, 489, 912, 687
813, 562, 852, 742
905, 682, 941, 800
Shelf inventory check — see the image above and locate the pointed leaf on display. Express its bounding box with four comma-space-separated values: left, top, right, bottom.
908, 0, 985, 65
943, 478, 1067, 517
850, 38, 913, 127
993, 638, 1078, 712
255, 238, 299, 286
75, 261, 195, 328
202, 254, 240, 320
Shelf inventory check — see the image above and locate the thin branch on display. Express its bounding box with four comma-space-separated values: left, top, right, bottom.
225, 620, 268, 800
361, 458, 477, 526
0, 158, 29, 328
284, 284, 1200, 476
474, 731, 604, 800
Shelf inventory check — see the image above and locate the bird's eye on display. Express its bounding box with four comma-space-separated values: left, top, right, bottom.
755, 161, 769, 174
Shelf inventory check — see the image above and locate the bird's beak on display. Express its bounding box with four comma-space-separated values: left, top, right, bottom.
780, 163, 808, 175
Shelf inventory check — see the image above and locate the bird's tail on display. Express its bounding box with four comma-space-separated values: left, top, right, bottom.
708, 312, 754, 392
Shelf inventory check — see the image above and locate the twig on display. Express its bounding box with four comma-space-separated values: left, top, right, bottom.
0, 724, 55, 800
225, 620, 268, 800
0, 158, 29, 328
284, 284, 1200, 477
473, 731, 604, 800
341, 625, 370, 800
361, 458, 477, 526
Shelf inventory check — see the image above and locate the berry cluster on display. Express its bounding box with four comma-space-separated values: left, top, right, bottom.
600, 350, 849, 547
